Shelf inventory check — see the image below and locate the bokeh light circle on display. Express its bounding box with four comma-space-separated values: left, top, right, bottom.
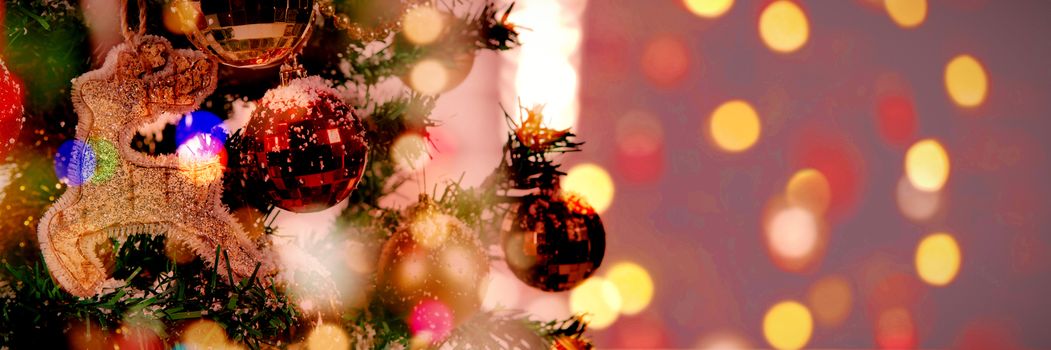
616, 110, 665, 183
391, 133, 431, 170
875, 306, 917, 348
876, 95, 917, 146
915, 233, 962, 286
709, 100, 761, 153
896, 175, 941, 221
570, 277, 623, 330
759, 0, 810, 53
884, 0, 927, 28
905, 139, 951, 192
606, 261, 654, 315
945, 54, 989, 108
766, 206, 819, 260
408, 59, 450, 96
180, 320, 231, 349
684, 0, 734, 18
306, 323, 350, 350
163, 0, 201, 35
176, 111, 226, 148
88, 139, 118, 184
786, 168, 831, 215
176, 133, 227, 185
762, 300, 813, 350
402, 6, 446, 46
806, 275, 853, 328
409, 299, 455, 344
641, 36, 690, 87
694, 329, 752, 349
54, 139, 96, 186
562, 163, 615, 214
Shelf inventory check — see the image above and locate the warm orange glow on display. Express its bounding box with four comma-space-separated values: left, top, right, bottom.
181, 320, 234, 349
694, 329, 752, 349
616, 110, 664, 157
915, 233, 962, 286
176, 134, 226, 185
402, 6, 446, 45
763, 300, 813, 350
684, 0, 734, 18
896, 175, 941, 221
607, 261, 655, 315
786, 168, 831, 215
759, 1, 809, 53
163, 0, 200, 35
875, 307, 917, 348
570, 277, 622, 330
641, 36, 690, 87
905, 139, 951, 192
709, 100, 761, 153
306, 323, 350, 350
806, 275, 853, 328
945, 54, 989, 108
884, 0, 927, 28
563, 163, 615, 214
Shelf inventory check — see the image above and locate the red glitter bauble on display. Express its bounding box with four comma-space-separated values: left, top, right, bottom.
0, 59, 25, 159
502, 191, 606, 292
240, 76, 368, 212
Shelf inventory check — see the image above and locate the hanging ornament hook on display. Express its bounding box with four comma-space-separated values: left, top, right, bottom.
120, 0, 148, 43
279, 55, 307, 85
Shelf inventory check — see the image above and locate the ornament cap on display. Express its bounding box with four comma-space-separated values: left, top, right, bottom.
280, 57, 308, 85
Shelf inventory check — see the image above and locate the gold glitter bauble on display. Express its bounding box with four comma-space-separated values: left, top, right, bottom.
376, 206, 488, 325
502, 192, 606, 292
37, 36, 275, 297
175, 0, 315, 68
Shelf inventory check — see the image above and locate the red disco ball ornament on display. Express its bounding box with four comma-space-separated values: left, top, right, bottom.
502, 191, 606, 292
240, 76, 368, 212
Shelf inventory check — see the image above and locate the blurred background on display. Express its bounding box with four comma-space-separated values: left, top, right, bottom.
411, 0, 1051, 348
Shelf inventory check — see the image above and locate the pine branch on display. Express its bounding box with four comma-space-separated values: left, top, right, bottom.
438, 310, 592, 349
0, 234, 299, 348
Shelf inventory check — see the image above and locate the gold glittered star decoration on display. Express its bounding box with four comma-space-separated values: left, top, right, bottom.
37, 35, 275, 297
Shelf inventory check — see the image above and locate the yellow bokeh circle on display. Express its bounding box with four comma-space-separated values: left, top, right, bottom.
759, 0, 810, 53
786, 168, 831, 215
570, 277, 623, 330
905, 139, 951, 192
402, 6, 446, 46
607, 262, 655, 315
684, 0, 734, 18
763, 300, 813, 350
915, 233, 962, 286
945, 54, 989, 108
563, 163, 615, 214
884, 0, 927, 28
709, 100, 761, 153
307, 323, 350, 350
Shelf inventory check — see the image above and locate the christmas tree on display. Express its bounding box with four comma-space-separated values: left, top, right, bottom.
0, 0, 603, 348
